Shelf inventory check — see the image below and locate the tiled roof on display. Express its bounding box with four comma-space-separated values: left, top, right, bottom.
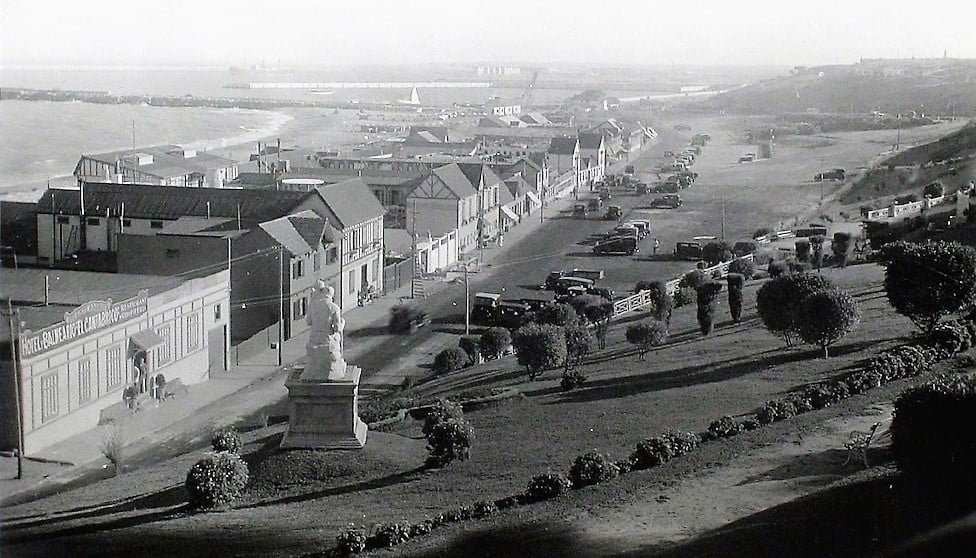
578, 132, 605, 149
259, 210, 326, 256
36, 183, 311, 223
429, 164, 478, 198
548, 137, 578, 155
313, 177, 385, 230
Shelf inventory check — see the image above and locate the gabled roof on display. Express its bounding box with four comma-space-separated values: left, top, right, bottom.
456, 162, 503, 192
426, 163, 477, 199
502, 175, 531, 200
578, 132, 605, 150
259, 210, 326, 256
548, 136, 578, 155
313, 177, 385, 230
36, 183, 311, 223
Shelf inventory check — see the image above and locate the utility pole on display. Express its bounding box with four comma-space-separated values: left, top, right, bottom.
5, 299, 24, 479
720, 199, 726, 241
277, 245, 284, 367
410, 200, 418, 298
463, 263, 471, 335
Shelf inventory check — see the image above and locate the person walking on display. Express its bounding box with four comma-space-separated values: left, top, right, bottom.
653, 238, 660, 255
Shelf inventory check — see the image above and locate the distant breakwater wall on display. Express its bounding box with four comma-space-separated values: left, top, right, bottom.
0, 87, 332, 110
239, 81, 492, 89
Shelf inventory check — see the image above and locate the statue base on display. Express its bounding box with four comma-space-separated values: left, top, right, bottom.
280, 365, 368, 450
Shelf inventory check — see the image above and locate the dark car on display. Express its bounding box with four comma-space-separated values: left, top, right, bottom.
604, 205, 623, 220
543, 271, 568, 290
588, 286, 615, 301
389, 304, 430, 334
593, 236, 638, 256
470, 292, 501, 325
674, 241, 704, 260
495, 300, 533, 329
518, 298, 552, 313
650, 194, 682, 209
814, 168, 845, 181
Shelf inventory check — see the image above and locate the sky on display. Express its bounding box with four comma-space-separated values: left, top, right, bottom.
1, 0, 975, 68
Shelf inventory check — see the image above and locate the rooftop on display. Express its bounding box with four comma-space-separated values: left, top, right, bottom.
76, 144, 237, 180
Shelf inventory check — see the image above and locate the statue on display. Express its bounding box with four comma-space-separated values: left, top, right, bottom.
301, 280, 347, 381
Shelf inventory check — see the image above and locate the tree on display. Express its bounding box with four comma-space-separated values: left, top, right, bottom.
696, 281, 723, 335
795, 239, 811, 263
796, 287, 861, 357
923, 181, 945, 198
583, 303, 613, 350
478, 327, 512, 361
881, 241, 976, 332
513, 323, 566, 379
728, 257, 755, 279
433, 347, 470, 375
564, 323, 594, 370
831, 232, 853, 267
680, 269, 708, 290
625, 321, 668, 361
810, 235, 826, 270
756, 273, 834, 346
726, 273, 745, 323
702, 241, 732, 266
533, 302, 579, 327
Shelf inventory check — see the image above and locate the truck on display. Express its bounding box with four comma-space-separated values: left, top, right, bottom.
814, 168, 846, 182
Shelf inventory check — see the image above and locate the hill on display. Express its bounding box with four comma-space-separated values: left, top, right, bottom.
697, 58, 976, 120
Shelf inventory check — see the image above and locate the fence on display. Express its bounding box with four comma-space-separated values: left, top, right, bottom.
383, 258, 411, 294
611, 254, 755, 318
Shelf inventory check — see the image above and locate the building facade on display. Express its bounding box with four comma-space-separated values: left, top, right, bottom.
74, 145, 239, 189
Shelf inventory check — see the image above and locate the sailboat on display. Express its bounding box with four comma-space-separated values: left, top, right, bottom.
398, 87, 421, 106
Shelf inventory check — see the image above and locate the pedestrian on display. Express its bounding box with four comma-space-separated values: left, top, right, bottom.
653, 238, 660, 255
498, 234, 504, 247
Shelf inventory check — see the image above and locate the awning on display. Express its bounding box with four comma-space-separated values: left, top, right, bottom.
130, 329, 165, 351
500, 205, 519, 222
525, 191, 542, 207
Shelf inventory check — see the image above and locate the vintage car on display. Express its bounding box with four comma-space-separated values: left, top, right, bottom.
593, 236, 638, 256
604, 205, 623, 220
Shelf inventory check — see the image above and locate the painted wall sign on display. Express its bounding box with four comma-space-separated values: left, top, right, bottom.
19, 290, 149, 357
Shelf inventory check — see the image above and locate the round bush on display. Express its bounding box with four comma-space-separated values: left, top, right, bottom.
560, 369, 587, 391
425, 418, 474, 467
630, 430, 699, 470
706, 416, 742, 440
433, 347, 470, 375
185, 452, 249, 510
368, 522, 411, 548
422, 399, 464, 438
673, 285, 697, 308
525, 472, 572, 501
767, 260, 790, 278
336, 524, 368, 554
755, 399, 797, 425
893, 374, 976, 485
568, 451, 620, 488
211, 427, 242, 455
479, 327, 512, 360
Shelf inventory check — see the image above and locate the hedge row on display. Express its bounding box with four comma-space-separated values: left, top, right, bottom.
332, 318, 975, 554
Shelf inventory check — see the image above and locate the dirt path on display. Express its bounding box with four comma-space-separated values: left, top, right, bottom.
570, 403, 894, 556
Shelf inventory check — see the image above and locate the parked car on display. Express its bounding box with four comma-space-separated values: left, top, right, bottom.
739, 154, 755, 163
635, 182, 650, 195
624, 220, 650, 239
587, 286, 615, 301
587, 197, 604, 211
555, 285, 589, 304
814, 168, 846, 181
674, 241, 704, 260
495, 300, 533, 329
573, 203, 588, 219
554, 276, 595, 294
599, 188, 612, 200
593, 236, 638, 256
518, 297, 552, 313
389, 304, 430, 334
604, 205, 623, 220
650, 194, 682, 208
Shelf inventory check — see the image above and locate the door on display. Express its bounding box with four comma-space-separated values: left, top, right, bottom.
208, 326, 226, 373
361, 264, 369, 290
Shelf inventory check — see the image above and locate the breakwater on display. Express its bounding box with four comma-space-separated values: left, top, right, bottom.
1, 87, 328, 110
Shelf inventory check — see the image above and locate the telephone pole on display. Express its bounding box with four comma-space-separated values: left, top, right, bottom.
277, 245, 284, 366
5, 299, 24, 478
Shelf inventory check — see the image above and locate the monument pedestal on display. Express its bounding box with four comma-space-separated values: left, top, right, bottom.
280, 365, 368, 450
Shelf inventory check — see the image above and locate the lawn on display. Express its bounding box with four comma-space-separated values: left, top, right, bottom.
1, 263, 944, 558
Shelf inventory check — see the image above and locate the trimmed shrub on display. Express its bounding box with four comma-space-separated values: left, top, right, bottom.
561, 369, 587, 391
495, 494, 522, 510
336, 525, 369, 554
756, 273, 834, 347
100, 424, 125, 475
703, 241, 733, 266
755, 399, 797, 425
525, 472, 572, 501
422, 399, 464, 438
568, 451, 620, 488
831, 232, 854, 267
680, 269, 708, 290
893, 374, 976, 486
472, 500, 499, 518
795, 287, 861, 358
615, 458, 634, 474
767, 260, 790, 278
924, 181, 945, 198
646, 280, 674, 323
185, 452, 249, 510
564, 323, 594, 370
795, 239, 812, 263
927, 320, 973, 357
533, 302, 580, 327
706, 416, 742, 440
458, 336, 480, 363
630, 430, 699, 470
696, 281, 723, 335
425, 418, 474, 468
801, 381, 851, 409
211, 427, 242, 455
728, 257, 756, 279
753, 227, 772, 239
513, 323, 567, 379
673, 285, 697, 307
726, 273, 745, 323
479, 327, 512, 361
733, 241, 758, 258
433, 347, 470, 375
369, 522, 411, 548
881, 241, 976, 332
625, 320, 669, 361
408, 520, 435, 538
810, 235, 826, 269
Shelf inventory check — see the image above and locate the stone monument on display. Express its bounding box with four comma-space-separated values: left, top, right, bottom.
280, 281, 368, 449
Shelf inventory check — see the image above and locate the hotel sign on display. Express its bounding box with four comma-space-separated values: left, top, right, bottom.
20, 290, 149, 358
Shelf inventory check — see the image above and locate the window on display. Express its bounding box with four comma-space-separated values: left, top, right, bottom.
155, 324, 172, 365
106, 345, 123, 388
150, 220, 164, 229
326, 246, 338, 264
56, 216, 70, 224
292, 259, 304, 279
40, 373, 59, 422
87, 217, 101, 226
187, 313, 200, 352
390, 191, 401, 205
78, 358, 93, 403
293, 297, 307, 320
313, 251, 320, 272
213, 303, 222, 321
122, 219, 131, 227
348, 270, 355, 294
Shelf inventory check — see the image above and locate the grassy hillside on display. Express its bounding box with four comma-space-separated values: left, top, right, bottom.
698, 59, 976, 120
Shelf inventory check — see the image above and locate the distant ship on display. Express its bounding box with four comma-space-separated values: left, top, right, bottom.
310, 89, 334, 95
397, 87, 421, 105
